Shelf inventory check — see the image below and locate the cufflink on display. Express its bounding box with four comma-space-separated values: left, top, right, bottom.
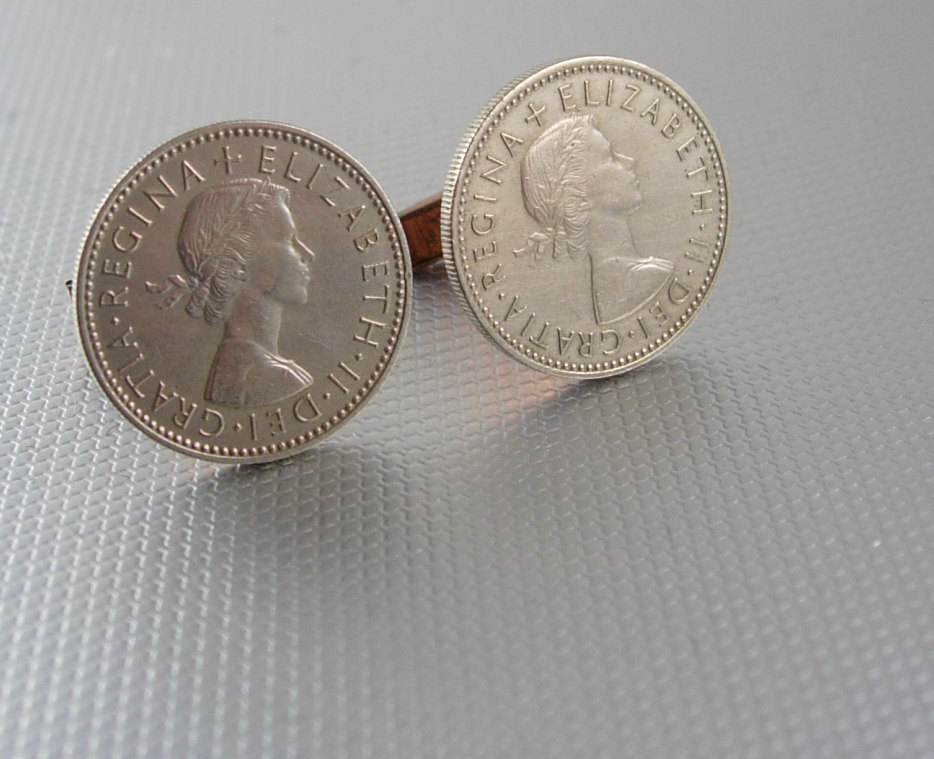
75, 121, 411, 462
404, 56, 729, 378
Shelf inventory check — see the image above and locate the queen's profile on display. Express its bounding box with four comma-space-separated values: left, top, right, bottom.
515, 115, 674, 325
149, 178, 316, 407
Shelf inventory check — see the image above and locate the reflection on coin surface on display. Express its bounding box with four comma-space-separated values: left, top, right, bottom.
76, 122, 411, 463
441, 57, 729, 378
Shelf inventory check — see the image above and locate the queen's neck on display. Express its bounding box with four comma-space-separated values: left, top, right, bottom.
585, 209, 636, 266
221, 288, 282, 354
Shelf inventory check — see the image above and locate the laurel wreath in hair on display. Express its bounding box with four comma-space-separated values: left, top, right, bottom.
513, 116, 590, 264
513, 230, 555, 262
146, 178, 278, 312
145, 274, 194, 310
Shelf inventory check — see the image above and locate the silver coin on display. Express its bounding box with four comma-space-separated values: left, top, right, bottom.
441, 57, 729, 378
75, 122, 411, 463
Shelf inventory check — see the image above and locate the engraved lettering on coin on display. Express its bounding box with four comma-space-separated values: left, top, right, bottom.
514, 114, 674, 325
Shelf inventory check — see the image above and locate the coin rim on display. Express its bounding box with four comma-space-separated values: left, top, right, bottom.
440, 56, 730, 379
75, 120, 412, 464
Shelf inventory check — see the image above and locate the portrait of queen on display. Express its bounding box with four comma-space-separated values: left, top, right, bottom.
148, 178, 316, 407
514, 115, 674, 325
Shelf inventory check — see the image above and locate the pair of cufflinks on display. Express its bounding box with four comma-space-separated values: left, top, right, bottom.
75, 57, 729, 463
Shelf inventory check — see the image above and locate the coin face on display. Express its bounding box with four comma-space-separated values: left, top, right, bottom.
76, 122, 411, 463
441, 57, 729, 378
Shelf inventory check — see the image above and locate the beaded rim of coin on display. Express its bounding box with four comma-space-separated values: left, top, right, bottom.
75, 121, 411, 463
441, 56, 729, 379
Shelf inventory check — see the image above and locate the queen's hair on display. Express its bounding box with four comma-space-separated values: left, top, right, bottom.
516, 114, 597, 262
175, 178, 291, 325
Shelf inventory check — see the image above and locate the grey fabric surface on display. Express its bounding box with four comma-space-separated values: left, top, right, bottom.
2, 2, 933, 758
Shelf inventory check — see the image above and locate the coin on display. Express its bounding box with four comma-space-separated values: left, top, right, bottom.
441, 57, 729, 378
75, 122, 411, 463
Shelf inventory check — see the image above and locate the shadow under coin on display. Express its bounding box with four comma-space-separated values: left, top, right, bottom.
181, 439, 435, 582
462, 352, 742, 515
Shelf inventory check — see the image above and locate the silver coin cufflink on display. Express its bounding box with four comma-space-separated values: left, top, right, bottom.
404, 56, 729, 379
75, 121, 412, 463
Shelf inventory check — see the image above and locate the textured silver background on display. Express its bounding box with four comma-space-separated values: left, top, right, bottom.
1, 2, 933, 758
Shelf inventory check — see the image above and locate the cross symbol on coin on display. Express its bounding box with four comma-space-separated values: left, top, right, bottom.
214, 145, 242, 174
